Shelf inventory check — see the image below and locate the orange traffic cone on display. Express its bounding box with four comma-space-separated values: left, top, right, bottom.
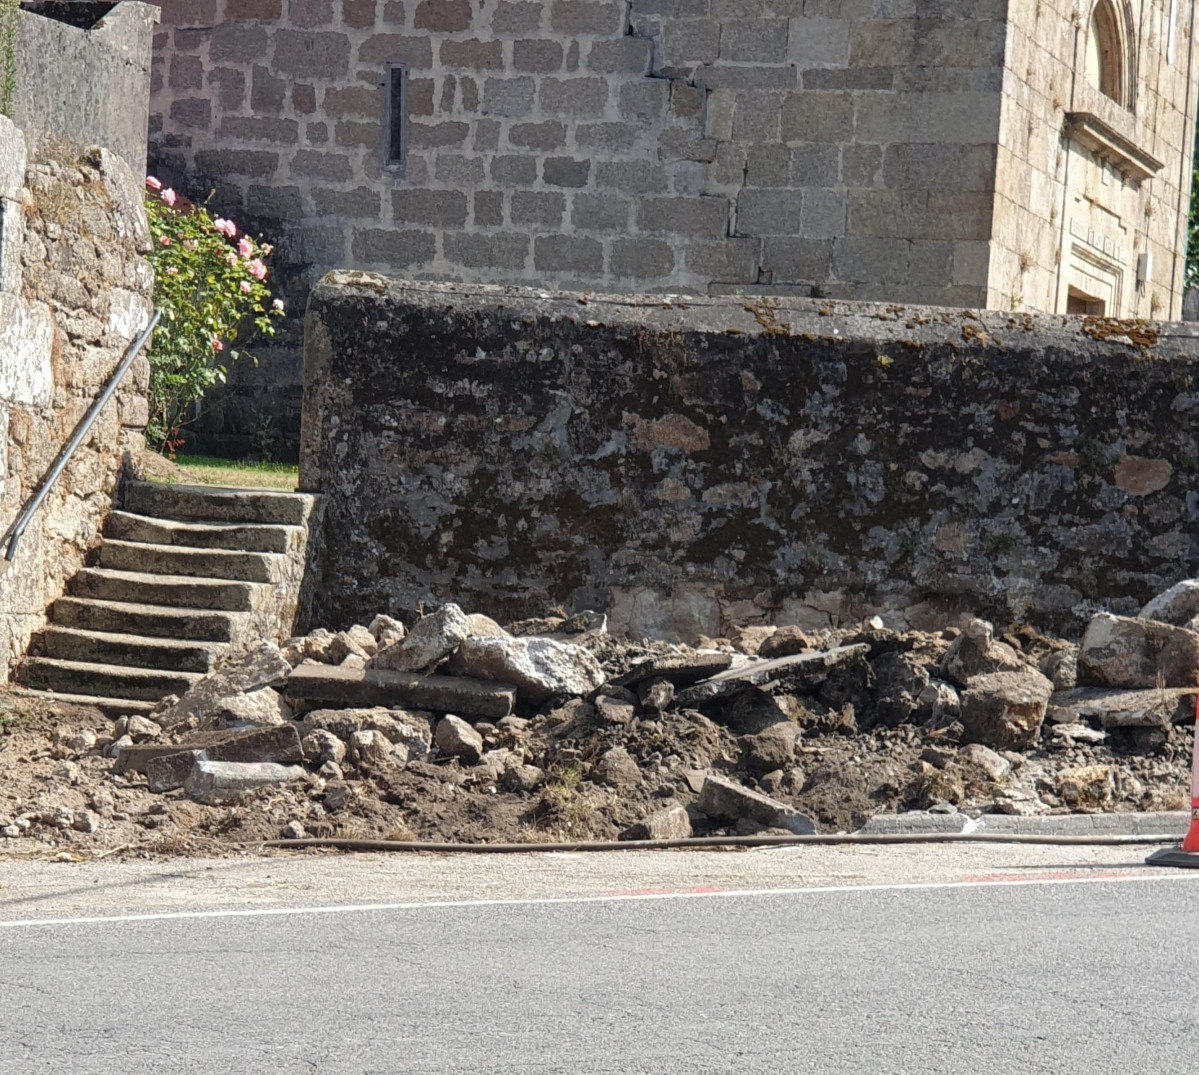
1146, 693, 1199, 867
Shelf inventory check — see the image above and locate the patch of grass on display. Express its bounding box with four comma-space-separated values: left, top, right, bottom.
154, 454, 299, 491
534, 766, 602, 839
0, 707, 33, 735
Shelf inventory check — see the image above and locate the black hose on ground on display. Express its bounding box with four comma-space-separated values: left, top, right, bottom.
263, 831, 1184, 854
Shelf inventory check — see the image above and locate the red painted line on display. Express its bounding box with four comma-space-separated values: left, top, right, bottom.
959, 869, 1134, 884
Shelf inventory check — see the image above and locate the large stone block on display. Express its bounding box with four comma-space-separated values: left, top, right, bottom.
443, 232, 530, 268
736, 189, 803, 236
272, 29, 352, 78
511, 191, 566, 226
539, 77, 609, 115
610, 237, 675, 279
637, 196, 729, 236
533, 234, 604, 274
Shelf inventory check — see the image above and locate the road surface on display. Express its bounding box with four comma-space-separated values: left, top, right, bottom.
2, 846, 1197, 1073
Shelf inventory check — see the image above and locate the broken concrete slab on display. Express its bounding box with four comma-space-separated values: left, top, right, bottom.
696, 774, 815, 835
1079, 613, 1199, 689
145, 749, 205, 793
612, 651, 733, 689
959, 669, 1053, 751
447, 635, 605, 703
284, 663, 515, 720
297, 707, 432, 753
155, 642, 293, 729
206, 687, 292, 728
369, 603, 469, 672
183, 760, 307, 805
1047, 686, 1196, 728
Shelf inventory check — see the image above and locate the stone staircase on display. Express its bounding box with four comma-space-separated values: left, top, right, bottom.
15, 481, 318, 716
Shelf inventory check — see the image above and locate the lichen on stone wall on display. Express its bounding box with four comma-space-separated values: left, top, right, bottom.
0, 127, 152, 675
301, 276, 1199, 642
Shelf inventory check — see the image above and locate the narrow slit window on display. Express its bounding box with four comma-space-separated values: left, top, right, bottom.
385, 62, 406, 168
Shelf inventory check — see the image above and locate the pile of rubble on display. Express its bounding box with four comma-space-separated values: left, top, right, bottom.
2, 591, 1197, 856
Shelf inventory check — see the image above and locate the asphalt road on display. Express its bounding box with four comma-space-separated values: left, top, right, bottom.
4, 864, 1199, 1073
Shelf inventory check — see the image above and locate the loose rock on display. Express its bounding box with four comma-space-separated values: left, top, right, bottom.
449, 635, 605, 703
434, 715, 483, 765
1078, 613, 1199, 689
959, 669, 1053, 751
370, 603, 470, 672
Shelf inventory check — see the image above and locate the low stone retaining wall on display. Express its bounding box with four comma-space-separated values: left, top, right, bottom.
300, 274, 1199, 640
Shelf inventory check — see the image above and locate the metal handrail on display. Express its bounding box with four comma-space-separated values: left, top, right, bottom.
0, 309, 160, 570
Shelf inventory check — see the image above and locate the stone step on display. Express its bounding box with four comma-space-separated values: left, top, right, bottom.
70, 568, 256, 612
52, 597, 239, 642
105, 511, 296, 554
124, 481, 312, 526
41, 626, 226, 673
5, 687, 156, 717
99, 540, 275, 583
17, 657, 202, 702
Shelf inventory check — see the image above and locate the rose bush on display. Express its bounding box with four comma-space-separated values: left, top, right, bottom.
143, 177, 284, 451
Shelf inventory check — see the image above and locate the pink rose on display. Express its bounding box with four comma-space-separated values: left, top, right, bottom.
213, 218, 237, 238
226, 252, 238, 266
145, 176, 162, 191
161, 188, 177, 207
247, 258, 267, 281
159, 235, 171, 246
211, 339, 224, 352
240, 280, 252, 293
272, 298, 284, 312
237, 237, 254, 259
166, 266, 179, 275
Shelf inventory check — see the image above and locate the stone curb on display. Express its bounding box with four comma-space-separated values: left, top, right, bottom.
856, 810, 1189, 838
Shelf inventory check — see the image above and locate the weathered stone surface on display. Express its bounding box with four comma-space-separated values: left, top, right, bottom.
697, 774, 815, 835
126, 716, 162, 742
673, 646, 868, 709
959, 669, 1053, 751
208, 687, 293, 727
592, 746, 641, 788
958, 742, 1010, 783
1056, 764, 1116, 809
448, 635, 605, 702
637, 676, 674, 711
613, 652, 733, 688
742, 722, 799, 773
1046, 686, 1195, 728
348, 728, 393, 766
1139, 580, 1199, 627
940, 617, 1026, 687
621, 804, 692, 841
1078, 613, 1199, 689
184, 760, 307, 804
367, 613, 406, 642
330, 625, 377, 662
464, 613, 508, 638
139, 724, 305, 791
285, 662, 516, 720
302, 728, 347, 765
757, 626, 812, 659
369, 603, 470, 671
298, 707, 432, 751
594, 691, 635, 724
157, 643, 293, 728
304, 628, 338, 662
434, 714, 484, 764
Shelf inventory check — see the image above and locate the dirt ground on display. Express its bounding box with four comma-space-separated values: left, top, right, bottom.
0, 619, 1190, 861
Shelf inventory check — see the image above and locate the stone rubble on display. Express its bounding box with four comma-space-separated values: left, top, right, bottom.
6, 585, 1199, 852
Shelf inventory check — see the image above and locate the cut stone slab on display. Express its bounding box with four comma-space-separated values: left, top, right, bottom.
434, 715, 483, 764
621, 804, 692, 841
612, 651, 734, 688
206, 687, 292, 728
155, 642, 293, 728
1139, 579, 1199, 626
697, 774, 816, 835
1078, 613, 1199, 689
1047, 686, 1196, 728
184, 760, 307, 805
369, 603, 470, 672
285, 664, 515, 720
128, 724, 305, 791
447, 635, 605, 703
672, 645, 870, 709
959, 669, 1053, 751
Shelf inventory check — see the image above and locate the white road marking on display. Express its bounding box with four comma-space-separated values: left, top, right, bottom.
1, 869, 1195, 930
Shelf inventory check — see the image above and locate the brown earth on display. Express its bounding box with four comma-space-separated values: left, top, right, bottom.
0, 620, 1190, 861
